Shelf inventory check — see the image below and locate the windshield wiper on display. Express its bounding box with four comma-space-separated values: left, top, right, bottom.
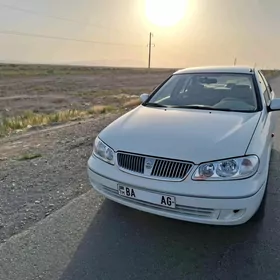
144, 103, 247, 112
170, 105, 240, 112
144, 102, 167, 108
170, 105, 214, 110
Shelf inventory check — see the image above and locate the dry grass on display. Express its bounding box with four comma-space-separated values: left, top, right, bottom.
1, 63, 278, 79
0, 105, 117, 137
0, 63, 177, 77
88, 105, 116, 114
123, 99, 141, 108
75, 88, 152, 98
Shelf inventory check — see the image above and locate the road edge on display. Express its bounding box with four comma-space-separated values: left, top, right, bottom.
0, 189, 102, 280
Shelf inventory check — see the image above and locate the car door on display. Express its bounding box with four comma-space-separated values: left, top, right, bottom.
255, 71, 275, 155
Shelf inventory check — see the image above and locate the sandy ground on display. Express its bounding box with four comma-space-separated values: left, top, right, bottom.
0, 71, 173, 117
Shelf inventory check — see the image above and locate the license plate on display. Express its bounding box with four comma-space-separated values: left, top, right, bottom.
117, 185, 176, 209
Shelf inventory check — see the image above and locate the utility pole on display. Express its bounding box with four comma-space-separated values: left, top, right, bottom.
148, 32, 154, 69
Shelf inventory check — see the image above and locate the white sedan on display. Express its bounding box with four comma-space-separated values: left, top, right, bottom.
87, 66, 280, 226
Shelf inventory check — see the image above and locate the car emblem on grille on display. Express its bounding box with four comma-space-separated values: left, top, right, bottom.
145, 160, 153, 169
144, 157, 155, 175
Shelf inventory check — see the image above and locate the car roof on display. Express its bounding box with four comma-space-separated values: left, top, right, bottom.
174, 66, 255, 75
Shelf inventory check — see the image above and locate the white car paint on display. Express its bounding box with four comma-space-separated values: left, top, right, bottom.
99, 106, 262, 164
87, 66, 280, 226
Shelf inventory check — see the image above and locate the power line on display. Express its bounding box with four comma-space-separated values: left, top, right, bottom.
0, 3, 146, 37
0, 29, 145, 48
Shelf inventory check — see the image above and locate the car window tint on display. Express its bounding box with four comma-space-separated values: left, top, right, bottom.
264, 91, 271, 105
260, 71, 273, 99
257, 72, 267, 94
148, 73, 258, 112
263, 88, 271, 105
259, 71, 269, 88
257, 71, 271, 105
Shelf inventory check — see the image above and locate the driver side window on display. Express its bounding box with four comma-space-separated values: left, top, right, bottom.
259, 71, 272, 98
257, 71, 271, 106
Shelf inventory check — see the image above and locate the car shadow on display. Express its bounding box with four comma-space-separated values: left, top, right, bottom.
267, 148, 280, 195
60, 149, 280, 280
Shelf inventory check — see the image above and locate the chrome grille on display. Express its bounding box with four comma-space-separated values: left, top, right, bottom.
151, 159, 192, 179
117, 153, 145, 174
117, 152, 193, 181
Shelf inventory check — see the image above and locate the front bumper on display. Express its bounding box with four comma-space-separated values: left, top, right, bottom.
87, 156, 267, 226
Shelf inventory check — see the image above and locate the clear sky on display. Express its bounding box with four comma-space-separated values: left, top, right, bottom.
0, 0, 279, 68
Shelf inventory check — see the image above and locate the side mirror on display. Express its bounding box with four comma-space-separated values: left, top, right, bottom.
140, 93, 149, 103
269, 98, 280, 111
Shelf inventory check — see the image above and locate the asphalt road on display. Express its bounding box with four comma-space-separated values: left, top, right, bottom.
2, 76, 280, 280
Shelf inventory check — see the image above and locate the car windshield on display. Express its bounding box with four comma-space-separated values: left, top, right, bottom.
144, 73, 258, 112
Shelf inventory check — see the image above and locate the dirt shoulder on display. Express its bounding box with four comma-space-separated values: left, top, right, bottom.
0, 113, 121, 243
0, 67, 174, 243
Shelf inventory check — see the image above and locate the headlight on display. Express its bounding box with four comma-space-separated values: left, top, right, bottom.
93, 137, 115, 165
192, 155, 259, 181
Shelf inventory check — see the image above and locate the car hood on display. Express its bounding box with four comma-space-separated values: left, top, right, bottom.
99, 106, 262, 164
